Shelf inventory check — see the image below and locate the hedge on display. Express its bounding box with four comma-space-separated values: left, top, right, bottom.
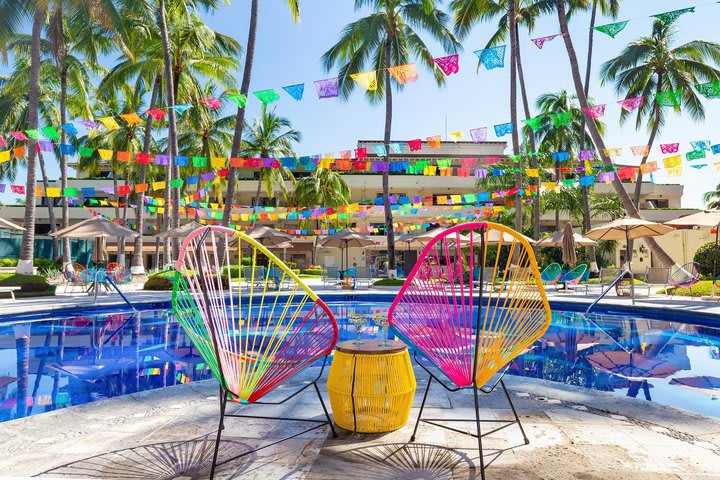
694, 242, 720, 278
0, 273, 55, 297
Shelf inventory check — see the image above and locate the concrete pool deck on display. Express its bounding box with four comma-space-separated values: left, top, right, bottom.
0, 367, 718, 479
2, 280, 720, 322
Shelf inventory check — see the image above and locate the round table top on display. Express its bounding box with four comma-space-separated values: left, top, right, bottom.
336, 339, 407, 355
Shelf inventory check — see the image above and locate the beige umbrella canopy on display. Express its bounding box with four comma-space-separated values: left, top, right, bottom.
0, 217, 25, 232
415, 226, 471, 244
244, 224, 293, 246
535, 229, 597, 247
396, 231, 428, 250
155, 221, 204, 239
585, 217, 673, 264
319, 228, 376, 271
482, 228, 535, 245
51, 217, 139, 239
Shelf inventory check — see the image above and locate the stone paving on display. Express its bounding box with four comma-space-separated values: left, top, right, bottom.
0, 368, 718, 479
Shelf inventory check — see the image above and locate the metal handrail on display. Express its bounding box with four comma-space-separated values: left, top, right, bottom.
586, 268, 633, 314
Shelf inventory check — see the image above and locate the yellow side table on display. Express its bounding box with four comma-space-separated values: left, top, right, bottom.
327, 339, 416, 433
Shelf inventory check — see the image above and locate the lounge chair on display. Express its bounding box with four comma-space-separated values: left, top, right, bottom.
0, 286, 20, 301
354, 267, 373, 288
389, 222, 551, 479
643, 266, 671, 296
63, 263, 91, 292
321, 267, 341, 288
106, 263, 132, 285
172, 226, 338, 477
559, 264, 588, 294
540, 263, 563, 286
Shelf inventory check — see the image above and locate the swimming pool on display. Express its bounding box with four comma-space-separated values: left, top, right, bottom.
0, 299, 718, 422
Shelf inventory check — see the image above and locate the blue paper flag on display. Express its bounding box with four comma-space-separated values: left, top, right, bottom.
579, 175, 595, 186
282, 83, 305, 101
61, 123, 78, 135
552, 151, 570, 162
59, 144, 75, 155
81, 187, 95, 197
493, 122, 513, 137
690, 140, 711, 151
169, 103, 193, 115
712, 144, 720, 155
474, 45, 506, 70
373, 145, 387, 157
174, 155, 189, 166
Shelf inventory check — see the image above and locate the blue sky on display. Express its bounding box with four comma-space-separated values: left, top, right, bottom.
3, 0, 720, 208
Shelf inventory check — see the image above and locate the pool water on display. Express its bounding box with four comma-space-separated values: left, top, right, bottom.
0, 301, 718, 422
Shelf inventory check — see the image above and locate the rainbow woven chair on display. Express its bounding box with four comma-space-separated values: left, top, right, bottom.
540, 263, 563, 286
667, 262, 701, 296
63, 263, 90, 292
106, 262, 132, 285
172, 226, 338, 477
388, 222, 551, 479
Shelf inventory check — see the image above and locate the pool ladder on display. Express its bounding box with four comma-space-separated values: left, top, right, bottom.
586, 268, 635, 314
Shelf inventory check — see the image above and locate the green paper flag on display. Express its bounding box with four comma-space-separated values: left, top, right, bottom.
192, 156, 208, 168
594, 20, 629, 38
524, 116, 543, 132
654, 88, 682, 107
695, 81, 720, 99
79, 147, 94, 157
687, 150, 706, 161
508, 154, 521, 163
550, 111, 573, 127
437, 159, 452, 168
24, 129, 42, 140
169, 178, 183, 188
651, 7, 694, 25
561, 179, 575, 187
227, 94, 248, 108
253, 89, 281, 105
41, 126, 60, 140
63, 188, 78, 197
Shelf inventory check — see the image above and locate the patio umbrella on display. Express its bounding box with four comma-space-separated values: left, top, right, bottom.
585, 350, 680, 381
244, 224, 293, 246
92, 237, 108, 265
318, 228, 375, 271
0, 217, 25, 231
155, 221, 204, 239
585, 217, 673, 301
669, 376, 720, 399
665, 210, 720, 298
414, 226, 471, 244
51, 217, 139, 239
562, 222, 577, 266
483, 229, 535, 245
396, 231, 427, 251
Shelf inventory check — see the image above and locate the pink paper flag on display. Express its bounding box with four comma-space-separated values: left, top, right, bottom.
630, 145, 650, 157
583, 104, 606, 118
10, 131, 27, 141
430, 55, 459, 76
199, 98, 222, 110
660, 143, 679, 154
617, 96, 644, 112
531, 33, 562, 49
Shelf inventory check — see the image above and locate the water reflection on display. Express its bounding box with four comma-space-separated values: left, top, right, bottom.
0, 304, 718, 422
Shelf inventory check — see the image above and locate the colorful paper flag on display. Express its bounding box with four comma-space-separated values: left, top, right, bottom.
583, 104, 606, 118
253, 89, 281, 104
427, 135, 442, 148
314, 78, 340, 99
350, 71, 377, 91
388, 64, 418, 84
493, 122, 513, 137
145, 108, 166, 120
695, 80, 720, 99
282, 84, 304, 101
474, 46, 506, 70
690, 140, 711, 152
594, 20, 629, 38
651, 7, 694, 25
654, 88, 682, 107
630, 145, 650, 157
660, 143, 679, 154
120, 112, 143, 125
98, 117, 120, 130
431, 55, 460, 75
531, 34, 562, 49
663, 155, 681, 169
550, 111, 573, 127
618, 96, 644, 112
469, 127, 487, 143
199, 98, 222, 110
448, 131, 463, 142
41, 126, 60, 140
640, 162, 657, 174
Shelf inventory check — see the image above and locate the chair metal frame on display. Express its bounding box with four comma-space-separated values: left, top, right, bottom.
667, 261, 701, 297
173, 227, 338, 478
388, 222, 551, 480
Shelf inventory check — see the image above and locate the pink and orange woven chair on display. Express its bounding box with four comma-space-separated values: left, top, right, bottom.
388, 222, 551, 479
172, 226, 338, 477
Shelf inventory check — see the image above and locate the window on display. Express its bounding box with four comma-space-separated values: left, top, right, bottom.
251, 197, 277, 207
646, 198, 669, 208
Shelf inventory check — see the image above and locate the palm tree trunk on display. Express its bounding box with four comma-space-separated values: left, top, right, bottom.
222, 0, 259, 229
17, 7, 45, 274
555, 0, 675, 268
118, 171, 130, 264
509, 0, 522, 234
383, 40, 396, 272
131, 75, 161, 273
513, 25, 539, 239
37, 152, 59, 259
633, 75, 663, 208
60, 59, 70, 264
111, 165, 119, 219
579, 0, 598, 268
158, 0, 179, 261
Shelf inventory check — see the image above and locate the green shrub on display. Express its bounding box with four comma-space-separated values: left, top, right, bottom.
0, 273, 55, 297
0, 258, 18, 267
694, 242, 720, 277
144, 275, 173, 291
373, 278, 405, 287
292, 269, 300, 275
303, 267, 324, 276
659, 280, 714, 297
222, 265, 242, 279
240, 257, 252, 266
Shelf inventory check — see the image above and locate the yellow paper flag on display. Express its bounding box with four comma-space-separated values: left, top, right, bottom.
0, 150, 10, 163
667, 167, 682, 177
98, 149, 113, 160
99, 116, 120, 130
663, 155, 681, 169
46, 187, 61, 197
119, 112, 143, 125
525, 168, 539, 177
350, 71, 377, 91
448, 132, 463, 142
211, 157, 225, 169
152, 181, 166, 190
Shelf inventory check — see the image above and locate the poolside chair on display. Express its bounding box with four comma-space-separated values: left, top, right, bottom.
106, 263, 132, 285
321, 266, 341, 288
241, 266, 266, 289
172, 226, 338, 477
63, 263, 90, 292
540, 263, 563, 286
354, 267, 373, 289
388, 222, 551, 479
667, 262, 701, 296
559, 264, 588, 293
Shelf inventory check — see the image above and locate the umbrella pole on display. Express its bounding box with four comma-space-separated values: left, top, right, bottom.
713, 228, 719, 298
627, 230, 635, 305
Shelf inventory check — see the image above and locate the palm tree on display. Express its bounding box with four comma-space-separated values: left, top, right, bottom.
554, 0, 675, 267
601, 20, 720, 208
242, 106, 301, 206
451, 0, 554, 238
322, 0, 460, 271
704, 183, 720, 210
221, 0, 301, 230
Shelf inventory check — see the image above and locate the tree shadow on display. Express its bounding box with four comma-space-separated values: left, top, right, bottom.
313, 442, 479, 479
37, 434, 253, 479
